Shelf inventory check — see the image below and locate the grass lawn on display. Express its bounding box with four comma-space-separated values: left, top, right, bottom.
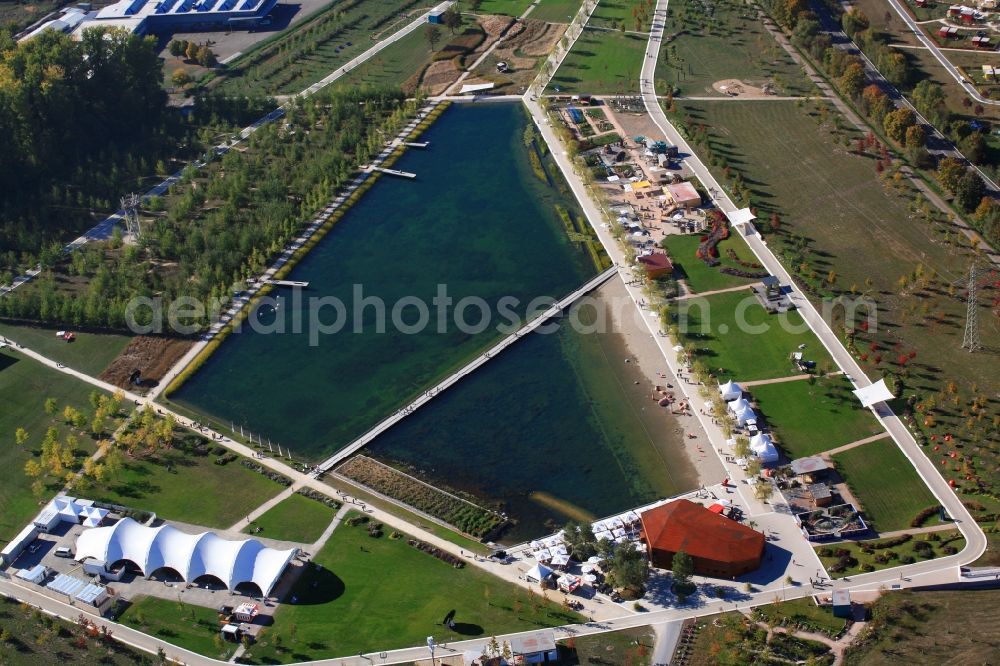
459, 0, 535, 15
832, 438, 938, 532
243, 492, 337, 544
120, 596, 235, 661
0, 321, 131, 377
660, 232, 764, 293
0, 348, 106, 542
844, 590, 1000, 665
243, 512, 583, 662
589, 0, 652, 31
88, 447, 284, 529
0, 596, 150, 666
754, 598, 846, 637
560, 626, 656, 665
674, 290, 833, 381
549, 28, 646, 94
750, 375, 884, 458
528, 0, 584, 23
816, 530, 965, 579
656, 0, 812, 96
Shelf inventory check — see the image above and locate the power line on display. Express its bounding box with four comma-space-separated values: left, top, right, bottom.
962, 260, 981, 353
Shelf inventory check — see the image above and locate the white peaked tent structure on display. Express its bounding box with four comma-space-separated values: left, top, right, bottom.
719, 380, 742, 402
749, 433, 779, 463
74, 518, 297, 596
853, 379, 894, 408
729, 398, 756, 425
525, 563, 553, 583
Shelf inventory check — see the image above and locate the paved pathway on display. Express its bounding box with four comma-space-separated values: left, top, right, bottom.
674, 283, 755, 299
310, 503, 353, 554
821, 431, 891, 456
651, 619, 682, 665
229, 483, 300, 531
874, 522, 964, 541
740, 371, 843, 388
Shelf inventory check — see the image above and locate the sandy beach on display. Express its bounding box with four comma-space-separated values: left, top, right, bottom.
595, 277, 726, 488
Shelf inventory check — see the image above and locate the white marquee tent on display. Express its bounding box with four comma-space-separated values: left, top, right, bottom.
74, 518, 297, 596
525, 563, 553, 583
729, 398, 756, 425
719, 380, 742, 402
749, 433, 779, 463
853, 379, 894, 407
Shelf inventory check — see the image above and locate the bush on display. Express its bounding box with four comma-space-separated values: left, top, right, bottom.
910, 505, 941, 528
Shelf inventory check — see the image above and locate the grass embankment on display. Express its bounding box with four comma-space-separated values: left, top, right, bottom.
844, 590, 1000, 665
549, 28, 647, 94
0, 596, 149, 666
88, 446, 285, 529
244, 492, 339, 543
660, 232, 763, 293
0, 348, 106, 541
0, 322, 131, 376
816, 530, 965, 578
240, 512, 582, 662
750, 375, 884, 458
673, 290, 833, 381
656, 0, 814, 96
832, 438, 938, 532
121, 596, 236, 661
560, 626, 656, 665
589, 0, 653, 31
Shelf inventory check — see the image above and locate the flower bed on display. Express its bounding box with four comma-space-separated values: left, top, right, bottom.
337, 455, 507, 539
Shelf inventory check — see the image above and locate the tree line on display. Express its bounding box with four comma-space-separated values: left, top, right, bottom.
0, 85, 417, 330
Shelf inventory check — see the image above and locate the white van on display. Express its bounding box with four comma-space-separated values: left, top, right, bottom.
54, 547, 73, 558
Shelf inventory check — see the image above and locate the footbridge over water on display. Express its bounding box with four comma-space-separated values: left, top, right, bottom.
314, 265, 620, 474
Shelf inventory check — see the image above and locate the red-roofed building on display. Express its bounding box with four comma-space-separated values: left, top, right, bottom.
638, 252, 673, 278
639, 499, 765, 577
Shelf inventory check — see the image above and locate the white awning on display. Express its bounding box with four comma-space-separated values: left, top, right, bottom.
459, 82, 495, 94
853, 379, 894, 407
727, 208, 756, 226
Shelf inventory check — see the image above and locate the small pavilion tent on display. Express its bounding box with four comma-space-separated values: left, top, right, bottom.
80, 506, 108, 528
719, 380, 742, 402
853, 379, 894, 407
731, 401, 756, 426
749, 433, 779, 463
74, 518, 296, 596
728, 398, 752, 416
525, 563, 553, 583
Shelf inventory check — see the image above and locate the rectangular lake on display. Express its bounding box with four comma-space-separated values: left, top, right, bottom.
171, 102, 597, 459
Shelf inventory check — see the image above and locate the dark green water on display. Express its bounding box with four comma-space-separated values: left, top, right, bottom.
172, 103, 595, 458
365, 297, 697, 544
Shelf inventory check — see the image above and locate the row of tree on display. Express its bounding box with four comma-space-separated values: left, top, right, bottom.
167, 39, 217, 68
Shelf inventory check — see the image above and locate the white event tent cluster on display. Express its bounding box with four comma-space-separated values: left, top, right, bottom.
75, 518, 296, 596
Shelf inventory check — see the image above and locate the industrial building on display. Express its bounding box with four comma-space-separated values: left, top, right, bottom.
20, 0, 278, 41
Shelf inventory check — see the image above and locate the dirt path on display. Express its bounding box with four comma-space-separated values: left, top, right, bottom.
821, 431, 891, 456
741, 371, 844, 387
675, 283, 756, 300
873, 522, 961, 540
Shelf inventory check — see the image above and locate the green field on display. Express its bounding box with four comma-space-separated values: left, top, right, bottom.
0, 348, 105, 541
844, 590, 1000, 665
88, 447, 284, 529
528, 0, 584, 23
833, 438, 938, 532
754, 598, 846, 637
656, 0, 813, 96
817, 530, 965, 579
589, 0, 652, 31
459, 0, 535, 15
660, 232, 764, 293
245, 512, 582, 662
673, 290, 833, 381
750, 376, 884, 458
549, 28, 646, 94
0, 321, 130, 376
121, 596, 235, 661
243, 492, 338, 544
